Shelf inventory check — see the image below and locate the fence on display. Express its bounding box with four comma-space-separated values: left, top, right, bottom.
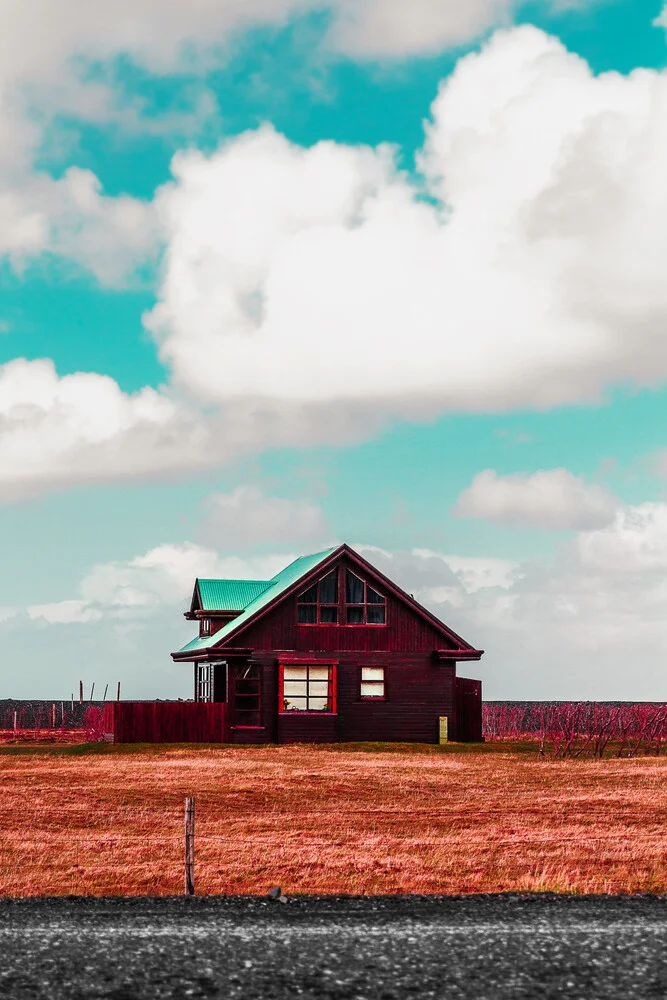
0, 702, 105, 742
102, 702, 228, 743
482, 701, 667, 758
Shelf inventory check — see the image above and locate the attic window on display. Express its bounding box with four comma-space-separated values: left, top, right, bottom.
201, 618, 211, 636
297, 570, 338, 624
345, 570, 386, 625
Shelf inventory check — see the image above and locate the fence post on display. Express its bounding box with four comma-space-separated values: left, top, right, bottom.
184, 797, 195, 895
439, 716, 448, 745
117, 681, 121, 702
79, 681, 83, 704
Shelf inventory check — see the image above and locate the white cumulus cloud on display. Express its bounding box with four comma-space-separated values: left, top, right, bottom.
146, 26, 667, 418
0, 358, 221, 500
454, 468, 619, 530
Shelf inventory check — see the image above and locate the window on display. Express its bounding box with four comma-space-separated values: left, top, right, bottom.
297, 570, 339, 624
280, 663, 337, 713
201, 617, 211, 636
195, 663, 214, 702
345, 570, 386, 625
361, 666, 385, 699
234, 664, 261, 727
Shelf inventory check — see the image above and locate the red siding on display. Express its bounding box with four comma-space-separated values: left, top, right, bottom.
277, 712, 338, 744
236, 557, 454, 655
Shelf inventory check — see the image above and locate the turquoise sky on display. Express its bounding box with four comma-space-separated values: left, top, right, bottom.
2, 0, 667, 701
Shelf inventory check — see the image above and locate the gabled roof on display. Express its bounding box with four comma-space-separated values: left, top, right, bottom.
173, 543, 483, 661
175, 547, 337, 656
192, 579, 273, 613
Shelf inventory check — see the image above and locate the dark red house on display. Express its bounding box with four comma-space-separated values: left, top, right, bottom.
169, 544, 484, 744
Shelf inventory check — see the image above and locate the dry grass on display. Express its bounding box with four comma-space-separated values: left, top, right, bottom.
1, 743, 665, 896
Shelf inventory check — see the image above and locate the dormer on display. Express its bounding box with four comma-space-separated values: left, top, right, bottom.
184, 577, 274, 638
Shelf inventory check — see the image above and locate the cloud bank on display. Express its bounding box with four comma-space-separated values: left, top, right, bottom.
8, 24, 667, 498
8, 503, 667, 700
455, 468, 619, 530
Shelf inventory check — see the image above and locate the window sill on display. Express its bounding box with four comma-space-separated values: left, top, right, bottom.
279, 712, 338, 717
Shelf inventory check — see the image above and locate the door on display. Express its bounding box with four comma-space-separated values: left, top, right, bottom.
232, 663, 262, 728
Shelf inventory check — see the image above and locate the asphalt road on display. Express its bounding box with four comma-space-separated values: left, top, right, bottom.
0, 894, 665, 1000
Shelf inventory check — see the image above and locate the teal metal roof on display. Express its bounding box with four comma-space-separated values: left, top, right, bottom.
197, 579, 272, 612
176, 547, 338, 656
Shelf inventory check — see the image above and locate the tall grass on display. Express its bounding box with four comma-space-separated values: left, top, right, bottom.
0, 746, 665, 896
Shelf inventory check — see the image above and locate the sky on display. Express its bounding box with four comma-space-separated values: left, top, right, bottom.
2, 0, 667, 701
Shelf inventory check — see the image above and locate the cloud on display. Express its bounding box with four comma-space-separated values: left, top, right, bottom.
328, 0, 512, 57
10, 22, 667, 500
354, 526, 667, 700
0, 4, 603, 280
200, 486, 328, 548
10, 512, 667, 701
454, 468, 619, 530
577, 502, 667, 573
146, 26, 667, 419
0, 358, 221, 500
0, 357, 393, 501
22, 542, 297, 627
28, 600, 103, 625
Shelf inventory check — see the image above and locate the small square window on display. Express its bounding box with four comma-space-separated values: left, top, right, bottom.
361, 666, 385, 699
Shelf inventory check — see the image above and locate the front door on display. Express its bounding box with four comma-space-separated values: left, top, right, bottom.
232, 663, 262, 728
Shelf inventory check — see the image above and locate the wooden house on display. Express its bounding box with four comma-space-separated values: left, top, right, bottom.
168, 543, 484, 744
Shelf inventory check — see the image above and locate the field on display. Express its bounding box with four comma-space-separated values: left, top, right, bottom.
0, 742, 665, 897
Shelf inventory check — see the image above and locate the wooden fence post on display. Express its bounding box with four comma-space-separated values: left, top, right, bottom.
184, 797, 195, 895
79, 681, 83, 704
439, 716, 448, 745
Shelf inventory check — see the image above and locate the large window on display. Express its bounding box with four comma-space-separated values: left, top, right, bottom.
360, 666, 385, 699
345, 570, 386, 625
297, 570, 339, 624
280, 663, 337, 713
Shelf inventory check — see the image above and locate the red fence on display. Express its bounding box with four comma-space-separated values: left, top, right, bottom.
102, 702, 228, 744
455, 677, 482, 742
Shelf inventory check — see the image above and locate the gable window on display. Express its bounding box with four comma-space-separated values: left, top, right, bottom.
297, 570, 339, 624
201, 617, 211, 636
280, 663, 337, 713
345, 570, 386, 625
360, 666, 385, 699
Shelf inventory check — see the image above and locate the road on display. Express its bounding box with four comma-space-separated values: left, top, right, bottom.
0, 894, 665, 999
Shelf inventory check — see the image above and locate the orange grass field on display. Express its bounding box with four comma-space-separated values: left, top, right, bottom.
1, 743, 665, 896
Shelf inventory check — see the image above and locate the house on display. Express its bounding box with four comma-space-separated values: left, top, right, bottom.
170, 543, 484, 744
